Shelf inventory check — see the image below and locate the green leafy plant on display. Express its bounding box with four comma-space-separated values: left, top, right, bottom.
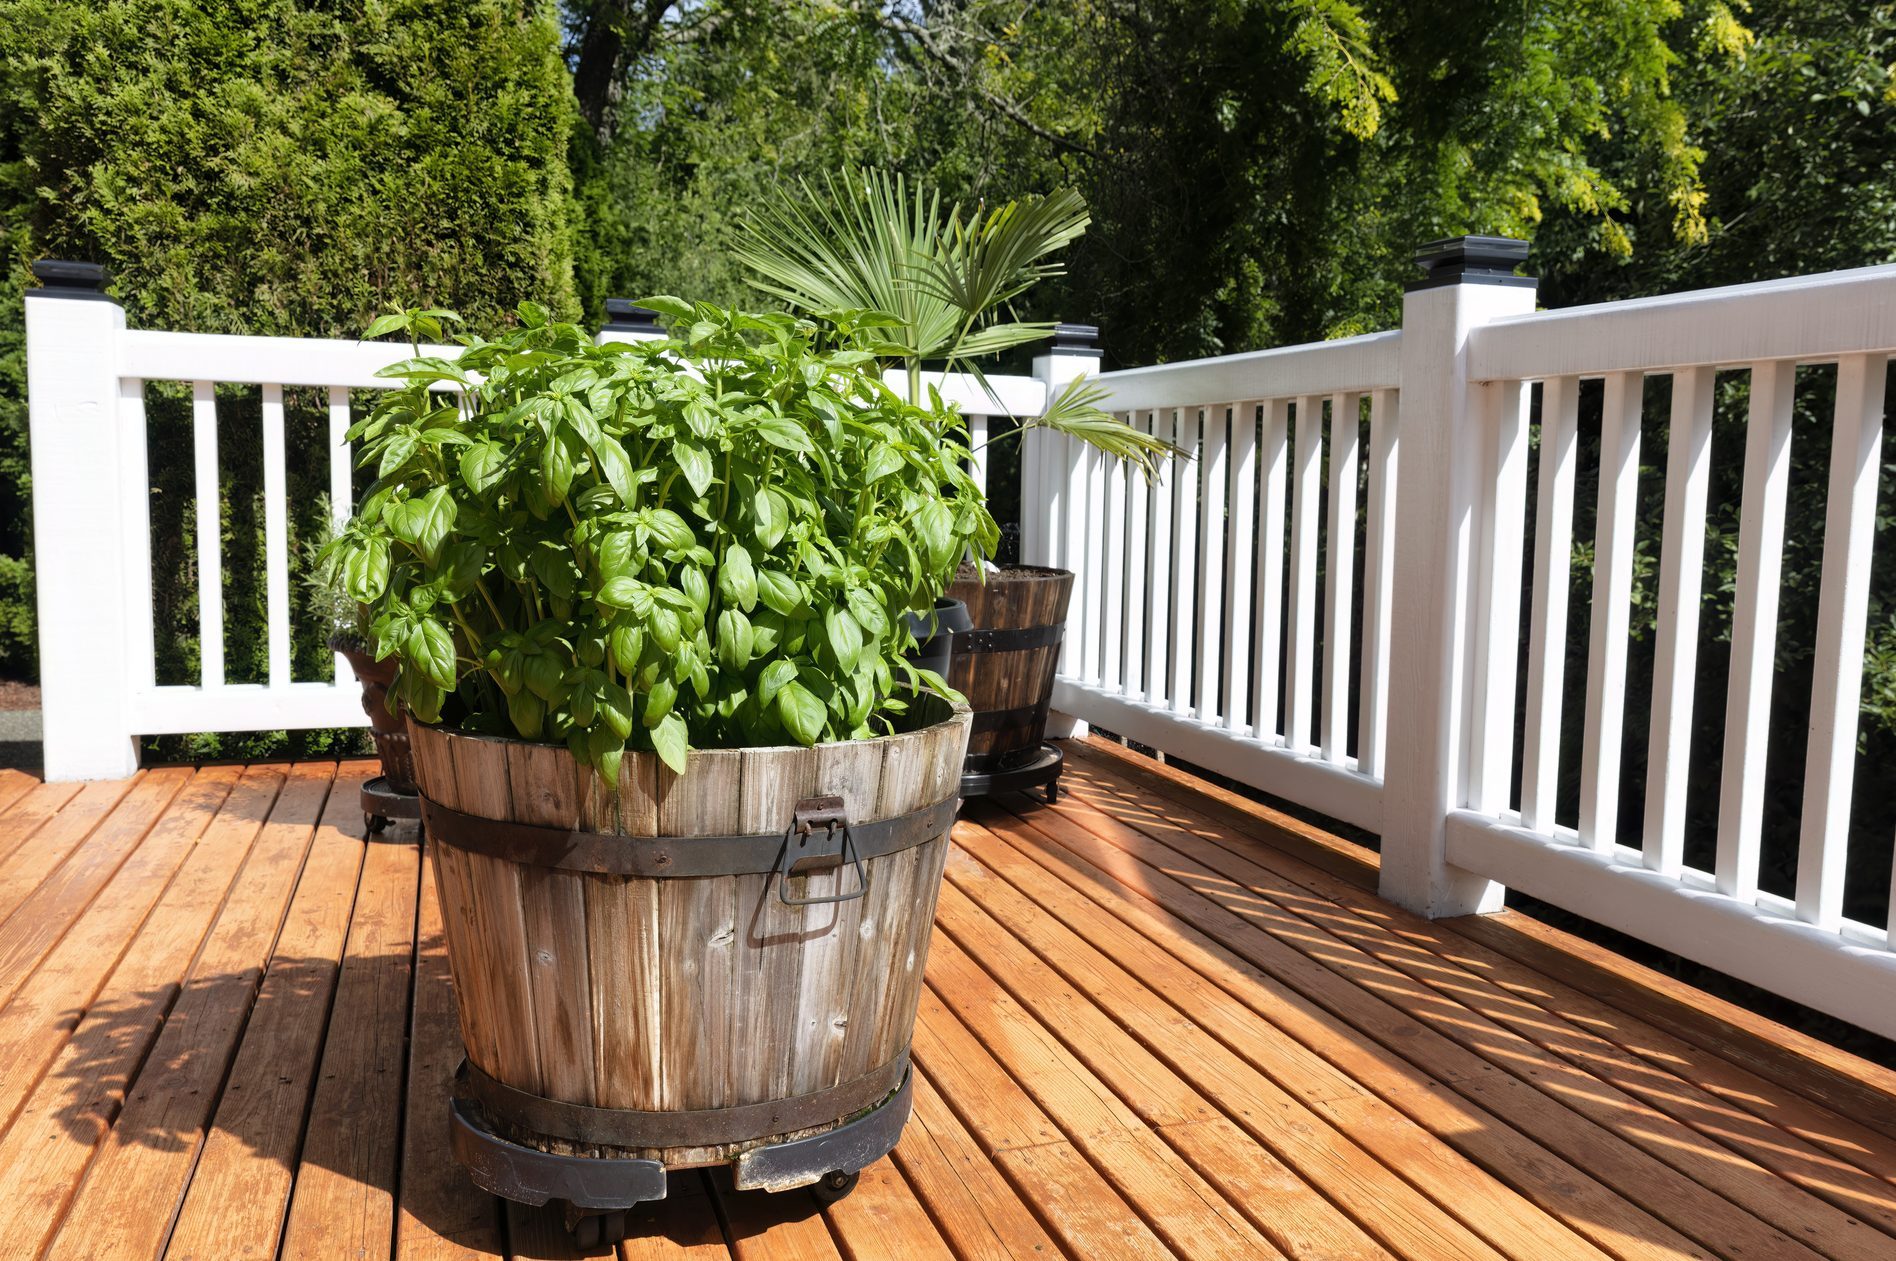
324, 301, 996, 781
301, 499, 371, 651
733, 168, 1178, 479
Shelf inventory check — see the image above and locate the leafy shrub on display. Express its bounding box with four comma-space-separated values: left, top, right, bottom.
328, 302, 995, 780
0, 0, 579, 692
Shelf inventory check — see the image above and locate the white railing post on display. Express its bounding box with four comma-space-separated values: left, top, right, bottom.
1034, 323, 1102, 740
25, 262, 141, 780
1379, 238, 1538, 917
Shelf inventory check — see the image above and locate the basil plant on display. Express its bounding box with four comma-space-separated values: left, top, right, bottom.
324, 301, 997, 781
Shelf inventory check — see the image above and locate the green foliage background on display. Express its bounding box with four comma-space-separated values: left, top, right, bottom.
0, 0, 1893, 918
0, 0, 578, 754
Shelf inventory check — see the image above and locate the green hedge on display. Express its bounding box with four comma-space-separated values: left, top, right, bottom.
0, 0, 580, 725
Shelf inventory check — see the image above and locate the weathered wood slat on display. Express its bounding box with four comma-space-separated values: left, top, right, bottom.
0, 768, 273, 1152
279, 823, 422, 1261
163, 765, 371, 1261
1044, 768, 1834, 1261
26, 763, 335, 1261
1, 748, 1891, 1260
947, 568, 1073, 770
397, 837, 507, 1261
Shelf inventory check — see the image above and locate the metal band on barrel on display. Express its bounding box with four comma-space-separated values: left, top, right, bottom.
969, 700, 1051, 735
953, 623, 1065, 653
463, 1053, 910, 1150
420, 794, 958, 878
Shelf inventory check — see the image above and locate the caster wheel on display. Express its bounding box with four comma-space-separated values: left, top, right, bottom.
1045, 780, 1060, 804
570, 1209, 627, 1250
810, 1169, 859, 1206
364, 813, 388, 836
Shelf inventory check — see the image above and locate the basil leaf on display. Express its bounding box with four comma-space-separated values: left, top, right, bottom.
777, 680, 826, 747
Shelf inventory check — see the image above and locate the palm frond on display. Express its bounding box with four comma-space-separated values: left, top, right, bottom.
1029, 376, 1187, 483
735, 169, 1092, 380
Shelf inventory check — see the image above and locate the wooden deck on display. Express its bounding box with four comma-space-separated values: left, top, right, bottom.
0, 739, 1893, 1260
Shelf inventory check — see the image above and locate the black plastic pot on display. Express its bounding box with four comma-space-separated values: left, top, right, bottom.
902, 597, 971, 679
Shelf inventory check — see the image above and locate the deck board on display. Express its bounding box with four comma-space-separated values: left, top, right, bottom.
0, 747, 1890, 1260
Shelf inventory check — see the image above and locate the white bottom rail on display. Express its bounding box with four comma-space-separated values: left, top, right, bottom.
1050, 679, 1383, 833
1447, 811, 1896, 1040
130, 682, 367, 735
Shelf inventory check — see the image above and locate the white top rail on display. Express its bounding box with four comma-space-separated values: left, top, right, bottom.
1469, 262, 1896, 381
1090, 330, 1400, 411
119, 331, 461, 388
882, 369, 1047, 418
120, 332, 1051, 418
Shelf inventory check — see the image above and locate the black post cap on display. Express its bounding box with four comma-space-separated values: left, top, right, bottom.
1408, 236, 1534, 291
1051, 323, 1102, 355
28, 259, 115, 301
604, 298, 662, 332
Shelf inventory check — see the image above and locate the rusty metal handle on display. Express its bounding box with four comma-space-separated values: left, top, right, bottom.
773, 797, 871, 907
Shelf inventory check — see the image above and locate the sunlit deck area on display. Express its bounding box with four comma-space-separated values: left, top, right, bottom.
0, 738, 1893, 1260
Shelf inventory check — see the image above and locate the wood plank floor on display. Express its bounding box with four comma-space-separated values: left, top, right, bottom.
0, 741, 1892, 1260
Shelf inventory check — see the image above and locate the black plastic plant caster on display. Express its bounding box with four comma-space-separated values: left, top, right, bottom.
360, 776, 420, 838
566, 1204, 628, 1250
959, 743, 1064, 806
809, 1169, 859, 1206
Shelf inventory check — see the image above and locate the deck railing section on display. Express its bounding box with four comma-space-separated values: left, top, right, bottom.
1023, 248, 1896, 1040
1445, 263, 1896, 1036
1022, 333, 1401, 833
23, 275, 1034, 779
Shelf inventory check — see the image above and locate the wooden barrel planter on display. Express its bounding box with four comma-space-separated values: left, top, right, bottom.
410, 696, 970, 1243
945, 566, 1072, 799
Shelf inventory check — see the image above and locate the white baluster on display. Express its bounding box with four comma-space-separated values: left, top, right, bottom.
1195, 405, 1229, 721
1255, 399, 1290, 742
1643, 367, 1716, 875
1797, 354, 1887, 929
1322, 392, 1362, 763
1578, 371, 1642, 852
1520, 376, 1580, 832
1285, 395, 1322, 751
1357, 390, 1400, 778
1223, 403, 1259, 734
1717, 360, 1797, 901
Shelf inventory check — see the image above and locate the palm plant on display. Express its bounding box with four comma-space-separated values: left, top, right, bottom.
732, 168, 1177, 478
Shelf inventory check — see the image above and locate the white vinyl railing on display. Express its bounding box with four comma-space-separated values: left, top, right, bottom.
25, 250, 1896, 1038
1444, 265, 1896, 1037
1023, 249, 1896, 1040
1024, 332, 1401, 832
21, 283, 1032, 781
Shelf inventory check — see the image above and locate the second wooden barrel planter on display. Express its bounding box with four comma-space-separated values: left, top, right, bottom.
331, 638, 422, 833
411, 697, 971, 1246
945, 565, 1073, 800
